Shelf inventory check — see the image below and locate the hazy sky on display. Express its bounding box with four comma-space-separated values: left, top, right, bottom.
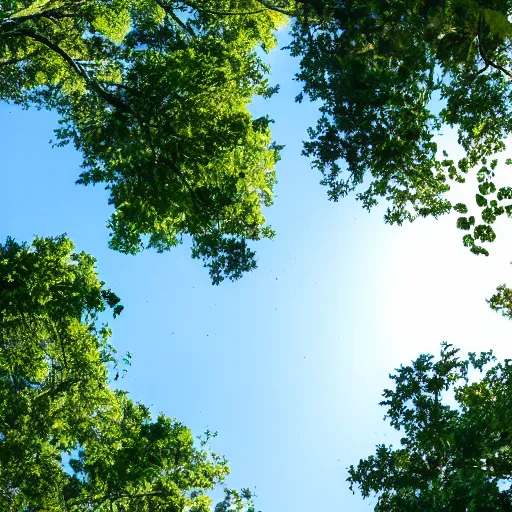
2, 32, 512, 512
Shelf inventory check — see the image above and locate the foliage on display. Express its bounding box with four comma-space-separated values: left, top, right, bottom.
348, 343, 512, 511
5, 0, 512, 280
0, 1, 284, 284
6, 0, 512, 279
487, 282, 512, 323
284, 0, 512, 256
0, 235, 255, 510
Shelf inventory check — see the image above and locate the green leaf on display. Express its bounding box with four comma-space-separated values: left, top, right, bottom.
482, 9, 512, 39
453, 202, 468, 214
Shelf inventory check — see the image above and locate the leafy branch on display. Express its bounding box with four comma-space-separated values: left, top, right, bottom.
1, 28, 132, 112
181, 0, 269, 16
477, 14, 512, 79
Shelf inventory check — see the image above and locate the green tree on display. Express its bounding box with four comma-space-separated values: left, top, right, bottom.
0, 1, 283, 284
348, 343, 512, 511
285, 0, 512, 256
0, 235, 256, 510
488, 283, 512, 319
6, 0, 512, 281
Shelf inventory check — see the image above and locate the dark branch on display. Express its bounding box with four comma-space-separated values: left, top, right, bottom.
477, 15, 512, 79
1, 29, 132, 113
0, 2, 86, 29
156, 1, 196, 37
254, 0, 295, 15
181, 0, 269, 15
475, 63, 490, 77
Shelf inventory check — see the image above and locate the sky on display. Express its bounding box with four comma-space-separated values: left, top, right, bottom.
2, 31, 512, 512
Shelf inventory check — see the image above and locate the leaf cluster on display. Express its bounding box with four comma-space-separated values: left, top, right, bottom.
0, 1, 285, 283
348, 343, 512, 511
0, 235, 254, 511
287, 0, 512, 255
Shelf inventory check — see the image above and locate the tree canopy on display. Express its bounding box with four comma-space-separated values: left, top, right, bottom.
4, 0, 512, 281
0, 1, 284, 284
348, 343, 512, 511
4, 1, 512, 510
286, 0, 512, 257
0, 235, 256, 511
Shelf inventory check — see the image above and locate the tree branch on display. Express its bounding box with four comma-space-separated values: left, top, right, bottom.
477, 15, 512, 79
0, 1, 86, 29
181, 0, 269, 15
254, 0, 295, 15
156, 1, 196, 37
1, 29, 132, 113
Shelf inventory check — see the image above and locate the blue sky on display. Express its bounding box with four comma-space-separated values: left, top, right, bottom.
2, 32, 512, 512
